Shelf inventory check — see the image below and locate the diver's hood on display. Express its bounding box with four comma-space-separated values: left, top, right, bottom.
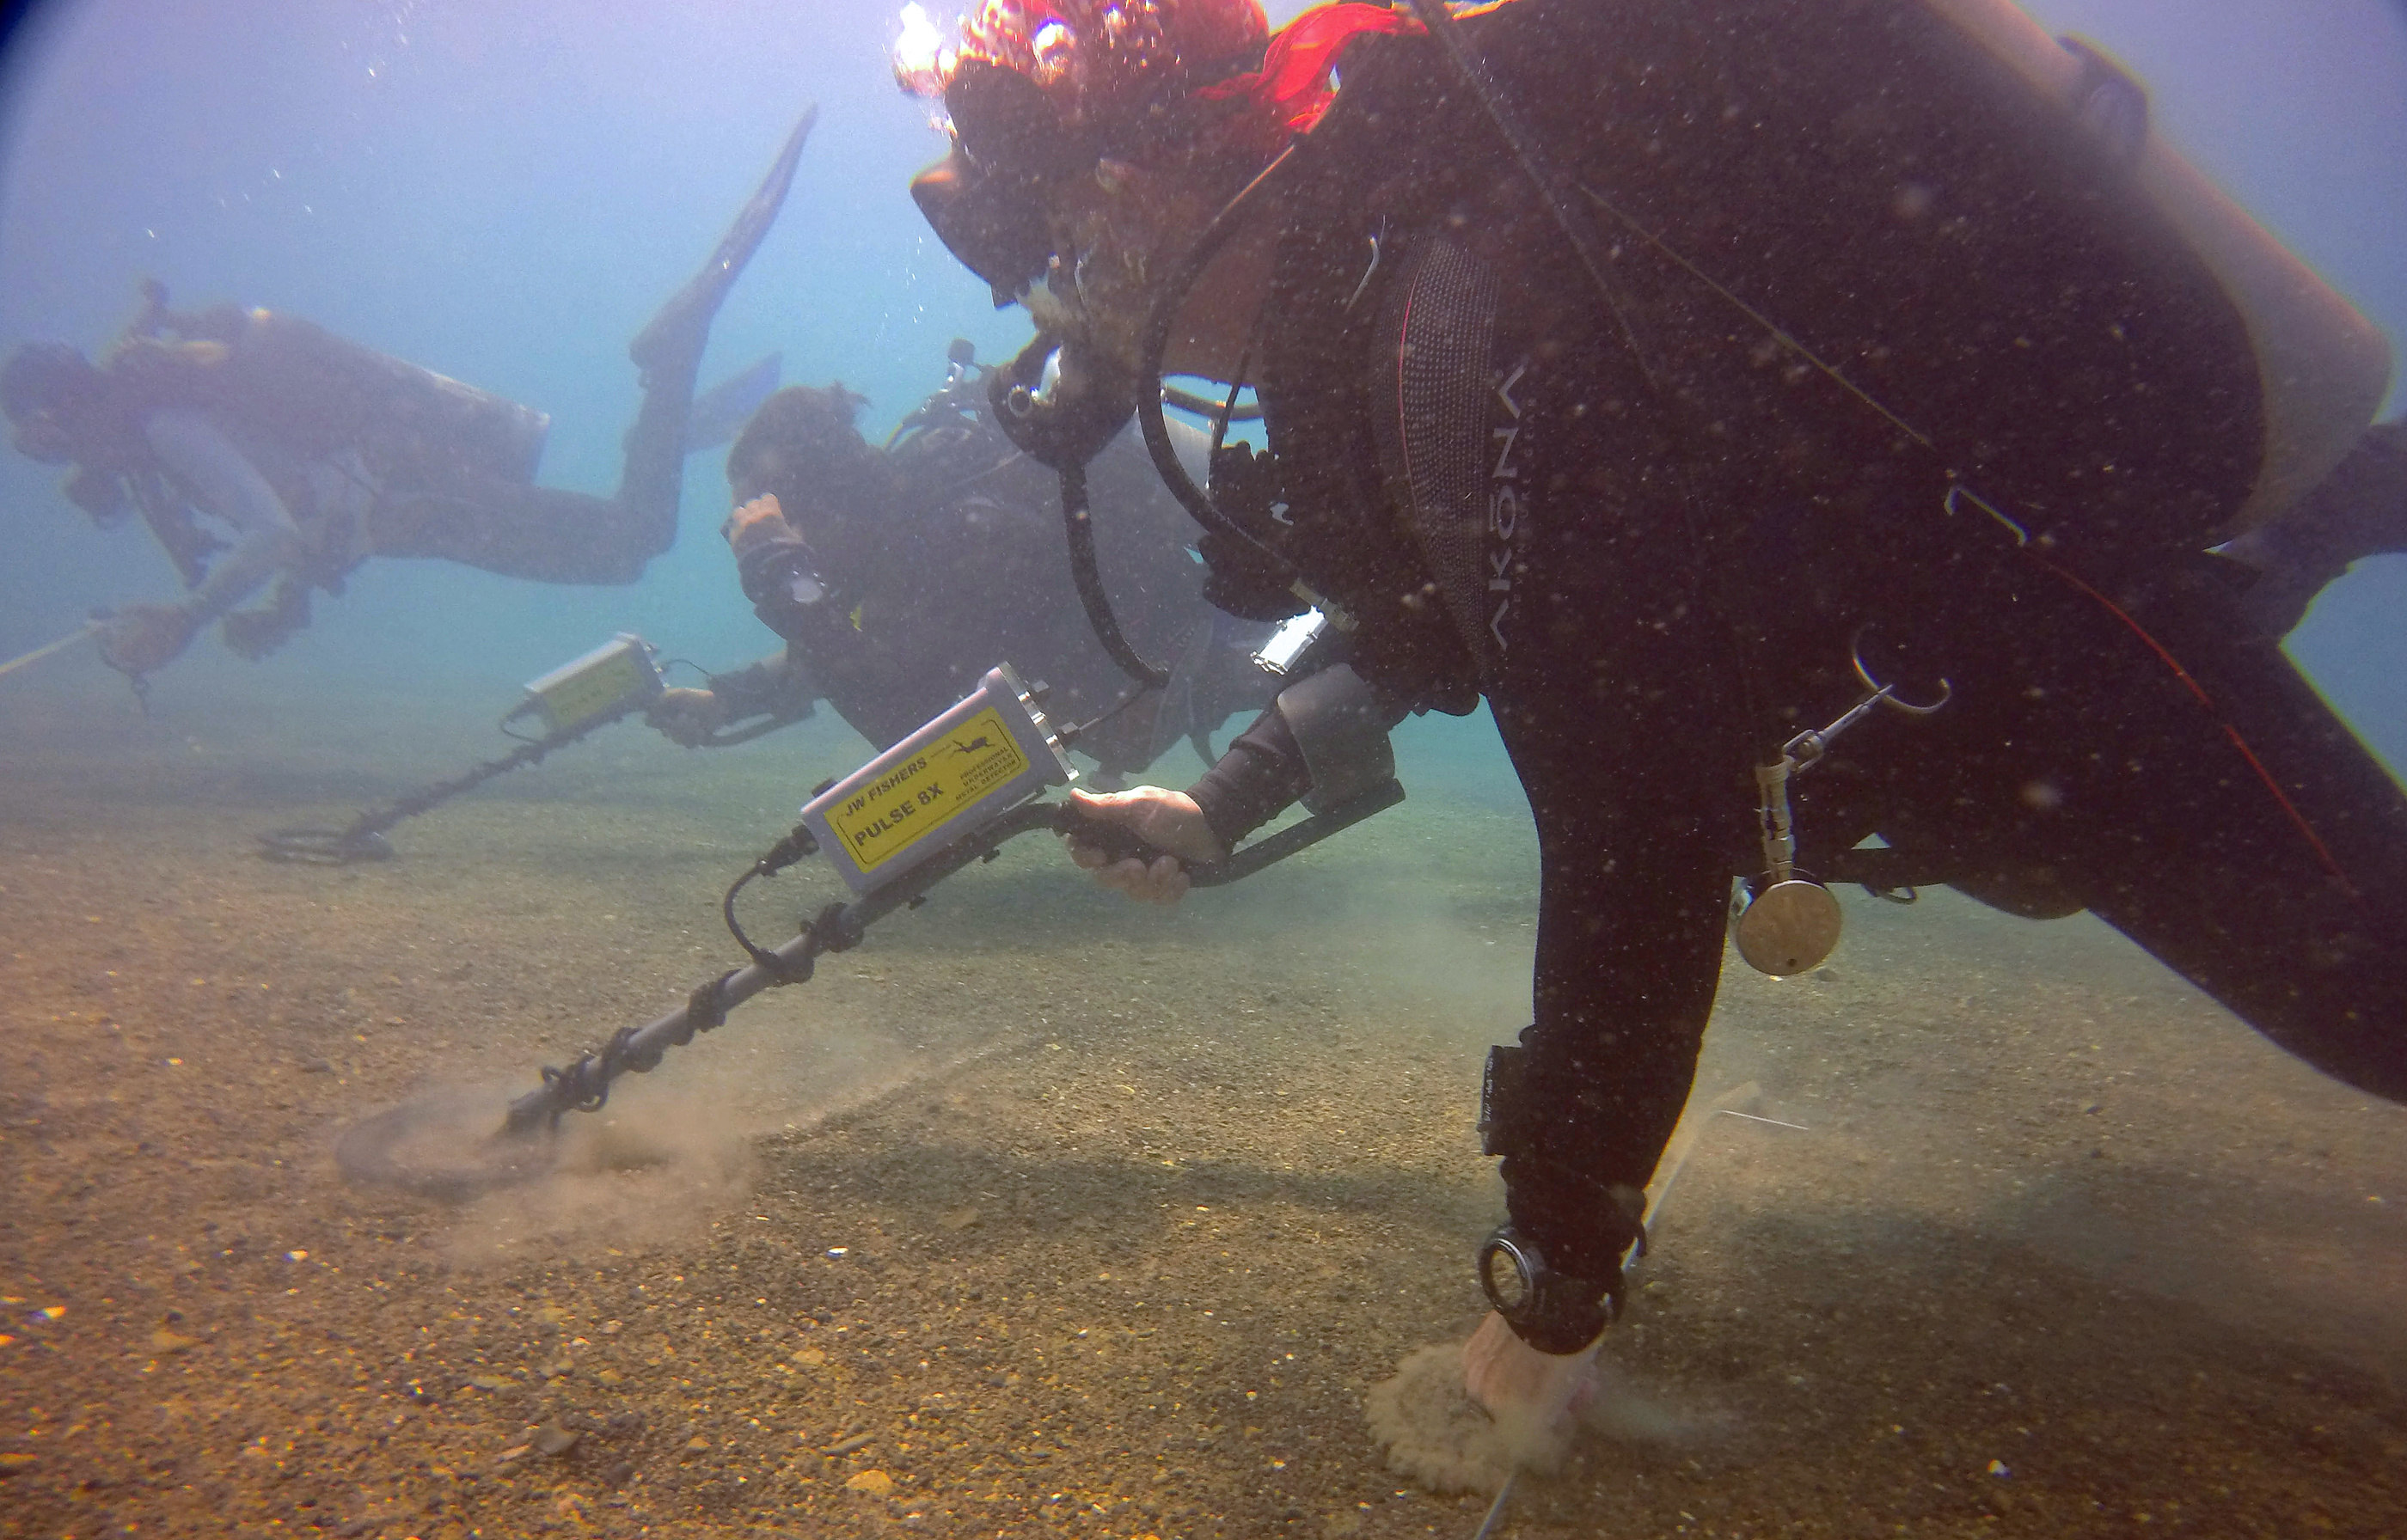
911, 48, 1277, 474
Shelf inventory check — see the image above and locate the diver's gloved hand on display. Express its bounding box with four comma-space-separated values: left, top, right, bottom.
1063, 785, 1226, 905
219, 607, 288, 661
726, 492, 852, 647
721, 492, 794, 561
96, 601, 197, 675
646, 687, 729, 749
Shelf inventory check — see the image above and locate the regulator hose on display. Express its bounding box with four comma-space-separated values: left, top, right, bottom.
1059, 461, 1170, 688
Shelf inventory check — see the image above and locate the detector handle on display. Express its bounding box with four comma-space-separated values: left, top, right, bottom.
1051, 778, 1404, 889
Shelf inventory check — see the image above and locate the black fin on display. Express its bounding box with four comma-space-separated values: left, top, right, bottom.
685, 351, 782, 455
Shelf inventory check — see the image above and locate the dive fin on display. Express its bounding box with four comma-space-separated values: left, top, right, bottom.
685, 351, 783, 455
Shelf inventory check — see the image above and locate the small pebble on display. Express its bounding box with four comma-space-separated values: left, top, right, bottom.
845, 1469, 895, 1495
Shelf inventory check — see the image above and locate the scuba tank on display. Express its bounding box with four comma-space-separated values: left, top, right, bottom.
1924, 0, 2393, 535
213, 309, 552, 491
112, 291, 553, 493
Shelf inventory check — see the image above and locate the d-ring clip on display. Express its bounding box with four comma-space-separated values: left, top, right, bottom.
1850, 629, 1951, 716
1779, 632, 1950, 773
1943, 482, 2030, 546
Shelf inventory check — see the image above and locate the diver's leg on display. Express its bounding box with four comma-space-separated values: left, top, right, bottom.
1932, 565, 2407, 1100
368, 483, 655, 584
1813, 541, 2407, 1099
2077, 585, 2407, 1098
612, 107, 818, 558
2082, 765, 2407, 1103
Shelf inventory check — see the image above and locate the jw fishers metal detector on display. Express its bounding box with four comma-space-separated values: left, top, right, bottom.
257, 632, 797, 864
1730, 640, 1951, 975
336, 663, 1403, 1197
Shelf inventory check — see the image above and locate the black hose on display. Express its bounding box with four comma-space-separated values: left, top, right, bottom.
1161, 383, 1263, 422
1133, 144, 1307, 581
258, 703, 633, 864
1061, 462, 1170, 688
1208, 346, 1252, 464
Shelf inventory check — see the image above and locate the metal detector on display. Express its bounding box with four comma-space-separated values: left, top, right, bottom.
258, 632, 798, 864
334, 662, 1401, 1198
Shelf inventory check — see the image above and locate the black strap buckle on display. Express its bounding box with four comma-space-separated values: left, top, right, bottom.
1479, 1043, 1527, 1158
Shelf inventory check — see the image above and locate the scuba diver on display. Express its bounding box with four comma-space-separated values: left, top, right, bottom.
644, 344, 1283, 780
0, 109, 815, 682
897, 0, 2407, 1427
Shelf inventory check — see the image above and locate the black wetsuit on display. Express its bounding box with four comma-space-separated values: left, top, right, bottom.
1183, 0, 2407, 1289
732, 404, 1266, 774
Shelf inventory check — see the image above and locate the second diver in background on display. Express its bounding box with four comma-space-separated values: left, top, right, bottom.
646, 345, 1284, 781
0, 110, 817, 681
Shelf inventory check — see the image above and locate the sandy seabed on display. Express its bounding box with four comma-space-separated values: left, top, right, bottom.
3, 663, 2403, 1540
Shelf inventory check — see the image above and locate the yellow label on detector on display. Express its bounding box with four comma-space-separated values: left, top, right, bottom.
825, 706, 1030, 872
